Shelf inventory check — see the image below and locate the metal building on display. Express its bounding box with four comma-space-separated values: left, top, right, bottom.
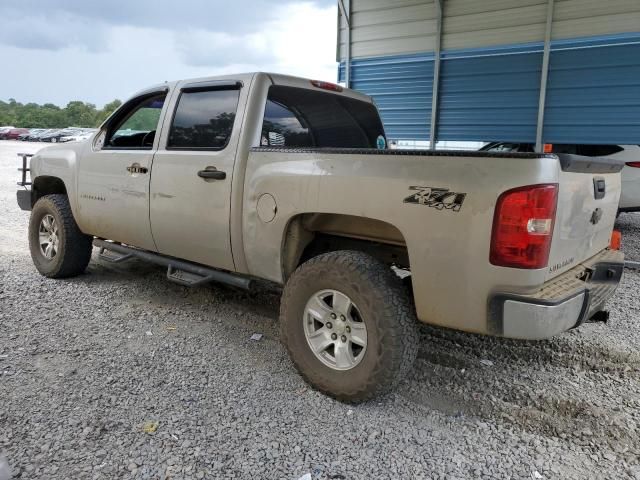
337, 0, 640, 149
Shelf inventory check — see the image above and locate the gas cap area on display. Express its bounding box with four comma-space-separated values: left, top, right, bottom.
257, 193, 277, 223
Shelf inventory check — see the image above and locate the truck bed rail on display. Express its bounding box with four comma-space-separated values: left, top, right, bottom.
250, 147, 624, 173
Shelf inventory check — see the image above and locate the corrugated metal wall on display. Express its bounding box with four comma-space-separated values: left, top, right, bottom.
441, 0, 548, 50
543, 34, 640, 144
337, 0, 640, 145
338, 0, 438, 60
338, 0, 437, 61
338, 53, 434, 140
552, 0, 640, 40
437, 45, 543, 142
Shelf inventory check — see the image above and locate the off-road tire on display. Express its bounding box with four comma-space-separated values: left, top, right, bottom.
28, 194, 93, 278
280, 250, 419, 402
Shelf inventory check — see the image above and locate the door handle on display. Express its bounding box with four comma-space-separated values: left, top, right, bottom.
126, 164, 148, 174
198, 167, 226, 180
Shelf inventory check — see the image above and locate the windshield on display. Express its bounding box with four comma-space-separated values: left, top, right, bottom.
260, 85, 386, 149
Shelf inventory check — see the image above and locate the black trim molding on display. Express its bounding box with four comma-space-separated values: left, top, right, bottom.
251, 147, 554, 159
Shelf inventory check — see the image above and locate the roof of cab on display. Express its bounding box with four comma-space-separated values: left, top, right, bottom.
129, 72, 373, 105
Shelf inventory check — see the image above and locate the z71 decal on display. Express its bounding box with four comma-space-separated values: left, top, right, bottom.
403, 186, 466, 212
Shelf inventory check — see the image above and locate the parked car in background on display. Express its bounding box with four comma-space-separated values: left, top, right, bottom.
59, 129, 96, 143
1, 128, 30, 140
480, 143, 640, 213
21, 128, 45, 140
38, 129, 65, 143
17, 130, 34, 141
28, 129, 56, 141
43, 127, 92, 143
0, 126, 16, 138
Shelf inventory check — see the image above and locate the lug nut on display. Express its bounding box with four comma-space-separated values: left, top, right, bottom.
345, 326, 351, 333
340, 315, 346, 321
330, 313, 337, 319
326, 322, 333, 329
341, 335, 347, 342
331, 333, 338, 340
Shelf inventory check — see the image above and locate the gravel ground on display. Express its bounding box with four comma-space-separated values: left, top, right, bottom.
1, 140, 639, 479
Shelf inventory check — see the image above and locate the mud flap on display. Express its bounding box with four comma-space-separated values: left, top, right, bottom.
17, 190, 31, 211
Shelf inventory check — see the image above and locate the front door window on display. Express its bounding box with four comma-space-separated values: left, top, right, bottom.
104, 94, 166, 149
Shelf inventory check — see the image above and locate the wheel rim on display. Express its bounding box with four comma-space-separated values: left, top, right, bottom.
38, 214, 59, 260
303, 289, 368, 371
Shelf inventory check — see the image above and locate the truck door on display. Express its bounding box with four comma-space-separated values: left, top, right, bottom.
149, 81, 244, 271
76, 89, 170, 251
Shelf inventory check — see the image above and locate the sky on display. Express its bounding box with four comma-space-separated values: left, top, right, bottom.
0, 0, 338, 108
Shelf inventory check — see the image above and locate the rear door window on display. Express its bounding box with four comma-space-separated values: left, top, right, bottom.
261, 86, 385, 148
168, 89, 240, 150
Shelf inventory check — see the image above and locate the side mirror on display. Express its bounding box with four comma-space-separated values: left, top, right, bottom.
93, 130, 107, 151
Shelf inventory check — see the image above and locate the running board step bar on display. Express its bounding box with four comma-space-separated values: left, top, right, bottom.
98, 247, 134, 263
167, 265, 222, 287
93, 239, 252, 290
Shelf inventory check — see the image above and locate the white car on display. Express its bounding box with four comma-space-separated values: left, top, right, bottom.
612, 145, 640, 213
59, 132, 95, 143
481, 143, 640, 213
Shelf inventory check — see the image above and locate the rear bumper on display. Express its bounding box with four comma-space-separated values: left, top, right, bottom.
489, 249, 624, 339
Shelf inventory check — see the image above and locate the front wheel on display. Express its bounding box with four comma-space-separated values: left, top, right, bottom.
28, 194, 93, 278
280, 250, 419, 402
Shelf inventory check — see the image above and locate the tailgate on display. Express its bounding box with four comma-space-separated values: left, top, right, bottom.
546, 154, 624, 281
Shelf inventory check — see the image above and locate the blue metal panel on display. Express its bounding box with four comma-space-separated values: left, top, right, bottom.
437, 46, 543, 142
339, 33, 640, 144
339, 53, 434, 140
542, 34, 640, 144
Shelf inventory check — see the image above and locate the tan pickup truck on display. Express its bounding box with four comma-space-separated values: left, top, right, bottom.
17, 72, 624, 401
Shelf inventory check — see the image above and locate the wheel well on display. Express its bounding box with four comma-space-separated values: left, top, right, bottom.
32, 176, 67, 205
282, 213, 409, 280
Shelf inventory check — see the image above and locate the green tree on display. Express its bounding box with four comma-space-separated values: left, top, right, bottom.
0, 98, 123, 128
65, 101, 98, 127
95, 99, 122, 125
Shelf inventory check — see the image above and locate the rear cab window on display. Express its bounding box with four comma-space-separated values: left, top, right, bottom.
260, 86, 385, 149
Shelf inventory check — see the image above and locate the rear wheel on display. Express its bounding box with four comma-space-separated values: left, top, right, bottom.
280, 250, 419, 402
28, 194, 93, 278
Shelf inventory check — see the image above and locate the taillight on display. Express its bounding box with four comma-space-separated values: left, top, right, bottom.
490, 184, 558, 269
310, 80, 343, 92
626, 162, 640, 168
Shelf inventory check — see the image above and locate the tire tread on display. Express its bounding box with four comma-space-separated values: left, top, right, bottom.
29, 194, 92, 278
280, 250, 419, 402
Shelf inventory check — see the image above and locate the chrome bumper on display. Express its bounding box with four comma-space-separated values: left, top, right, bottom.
489, 249, 624, 339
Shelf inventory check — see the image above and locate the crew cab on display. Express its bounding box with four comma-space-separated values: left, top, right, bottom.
16, 73, 625, 401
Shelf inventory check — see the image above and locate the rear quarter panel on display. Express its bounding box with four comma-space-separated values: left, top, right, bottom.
243, 150, 562, 335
